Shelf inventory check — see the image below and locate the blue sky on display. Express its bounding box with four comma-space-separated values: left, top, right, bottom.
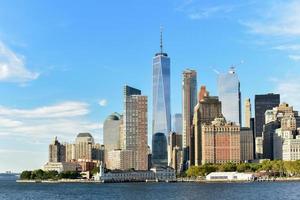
1, 0, 300, 172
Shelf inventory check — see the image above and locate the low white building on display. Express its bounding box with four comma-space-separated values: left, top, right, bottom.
94, 164, 176, 182
43, 162, 79, 173
206, 172, 254, 181
150, 167, 176, 181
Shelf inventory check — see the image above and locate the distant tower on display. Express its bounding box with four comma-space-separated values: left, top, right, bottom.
152, 27, 171, 167
217, 67, 241, 125
244, 98, 251, 128
49, 137, 65, 162
182, 69, 197, 167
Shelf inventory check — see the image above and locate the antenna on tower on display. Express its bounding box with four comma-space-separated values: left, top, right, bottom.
229, 60, 244, 73
160, 25, 163, 53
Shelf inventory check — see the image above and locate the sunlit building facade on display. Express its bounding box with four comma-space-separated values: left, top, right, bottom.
217, 67, 241, 125
202, 118, 241, 164
182, 69, 197, 167
124, 85, 148, 170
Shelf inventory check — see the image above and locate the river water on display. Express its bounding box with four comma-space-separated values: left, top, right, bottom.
1, 179, 300, 200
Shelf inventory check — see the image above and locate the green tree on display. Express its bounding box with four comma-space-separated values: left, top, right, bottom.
91, 167, 99, 175
200, 164, 217, 176
237, 163, 248, 172
186, 166, 200, 177
31, 169, 45, 180
59, 171, 81, 179
218, 163, 237, 172
20, 171, 32, 180
43, 170, 59, 180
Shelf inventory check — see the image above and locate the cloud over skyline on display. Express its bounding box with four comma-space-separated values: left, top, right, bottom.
0, 41, 39, 83
0, 101, 102, 141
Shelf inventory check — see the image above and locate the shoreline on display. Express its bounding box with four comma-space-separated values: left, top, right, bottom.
16, 177, 300, 184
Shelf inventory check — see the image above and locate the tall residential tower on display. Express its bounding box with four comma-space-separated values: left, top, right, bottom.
182, 69, 197, 167
124, 85, 148, 170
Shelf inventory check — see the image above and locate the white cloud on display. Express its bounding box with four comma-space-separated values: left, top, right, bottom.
288, 55, 300, 61
176, 0, 238, 20
0, 41, 39, 83
274, 75, 300, 111
273, 44, 300, 51
0, 101, 89, 118
0, 117, 23, 127
243, 1, 300, 37
0, 101, 102, 142
98, 99, 108, 107
187, 5, 234, 20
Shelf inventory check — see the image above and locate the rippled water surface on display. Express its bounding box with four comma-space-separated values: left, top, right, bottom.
1, 180, 300, 200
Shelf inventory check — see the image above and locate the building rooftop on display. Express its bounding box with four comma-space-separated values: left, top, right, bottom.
107, 113, 120, 120
77, 133, 93, 138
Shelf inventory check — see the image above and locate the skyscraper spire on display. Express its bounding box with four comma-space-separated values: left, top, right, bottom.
160, 26, 163, 53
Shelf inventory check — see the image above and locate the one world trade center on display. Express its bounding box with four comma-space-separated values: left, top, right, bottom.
152, 29, 171, 166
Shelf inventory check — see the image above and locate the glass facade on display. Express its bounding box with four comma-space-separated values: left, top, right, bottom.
217, 67, 241, 125
152, 132, 168, 166
152, 52, 171, 166
173, 113, 183, 134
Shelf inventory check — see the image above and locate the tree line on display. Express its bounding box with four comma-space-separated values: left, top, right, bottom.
20, 169, 82, 180
185, 160, 300, 177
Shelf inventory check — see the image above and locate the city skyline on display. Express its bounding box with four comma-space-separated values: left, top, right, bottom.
1, 0, 300, 172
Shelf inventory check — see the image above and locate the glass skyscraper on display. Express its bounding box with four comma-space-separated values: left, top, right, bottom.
217, 67, 241, 125
152, 30, 171, 166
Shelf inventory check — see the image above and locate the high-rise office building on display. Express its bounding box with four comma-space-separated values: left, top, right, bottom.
152, 29, 171, 166
124, 85, 148, 170
202, 118, 241, 164
65, 143, 76, 162
244, 98, 251, 128
255, 93, 280, 137
217, 67, 241, 125
152, 132, 168, 166
49, 137, 65, 162
240, 127, 254, 162
168, 132, 182, 166
193, 89, 222, 166
103, 113, 122, 165
92, 143, 105, 162
173, 113, 183, 134
182, 69, 197, 167
103, 113, 122, 151
75, 133, 94, 160
263, 103, 294, 160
